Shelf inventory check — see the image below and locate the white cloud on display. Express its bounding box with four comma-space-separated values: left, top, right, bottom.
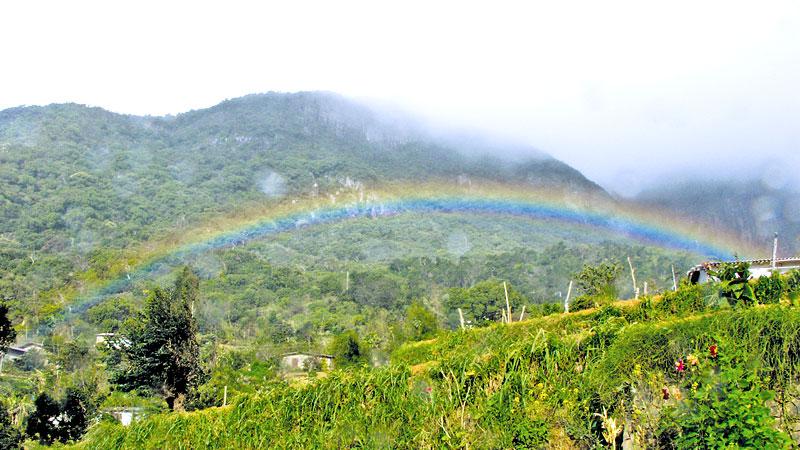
1, 0, 798, 194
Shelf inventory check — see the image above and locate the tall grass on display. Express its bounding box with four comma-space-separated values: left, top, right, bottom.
74, 296, 800, 448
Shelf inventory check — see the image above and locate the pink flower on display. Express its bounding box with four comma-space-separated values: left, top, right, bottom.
675, 358, 686, 373
425, 387, 432, 393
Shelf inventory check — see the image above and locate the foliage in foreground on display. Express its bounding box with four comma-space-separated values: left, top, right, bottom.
106, 267, 207, 411
74, 294, 800, 449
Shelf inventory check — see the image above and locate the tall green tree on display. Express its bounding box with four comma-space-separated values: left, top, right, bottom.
404, 301, 439, 341
575, 262, 620, 298
0, 400, 23, 450
446, 280, 525, 327
109, 267, 207, 411
329, 330, 369, 368
0, 303, 16, 356
25, 393, 61, 445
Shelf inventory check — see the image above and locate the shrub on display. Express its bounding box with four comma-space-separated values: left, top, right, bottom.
657, 283, 706, 315
711, 262, 755, 307
512, 418, 549, 449
329, 330, 370, 367
658, 367, 791, 449
0, 400, 23, 450
785, 270, 800, 295
754, 272, 784, 304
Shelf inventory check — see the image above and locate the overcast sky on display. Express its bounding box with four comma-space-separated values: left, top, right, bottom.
1, 1, 798, 195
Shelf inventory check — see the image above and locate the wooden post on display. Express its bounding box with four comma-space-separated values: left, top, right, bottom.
671, 265, 678, 291
772, 233, 779, 269
565, 280, 573, 313
458, 308, 465, 330
627, 257, 638, 299
223, 385, 228, 406
503, 282, 512, 324
518, 305, 526, 322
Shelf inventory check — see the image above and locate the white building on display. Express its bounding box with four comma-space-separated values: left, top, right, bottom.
688, 257, 800, 284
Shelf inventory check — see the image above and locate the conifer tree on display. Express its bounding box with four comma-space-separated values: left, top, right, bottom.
109, 267, 207, 410
0, 303, 15, 356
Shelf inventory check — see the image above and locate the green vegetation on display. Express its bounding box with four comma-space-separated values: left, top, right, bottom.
106, 267, 206, 411
0, 400, 23, 450
3, 92, 795, 448
0, 303, 14, 355
72, 278, 800, 448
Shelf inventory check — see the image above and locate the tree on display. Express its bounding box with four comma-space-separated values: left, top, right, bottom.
109, 267, 207, 411
25, 393, 60, 445
575, 262, 620, 298
0, 400, 23, 450
55, 340, 92, 372
0, 303, 15, 356
59, 389, 90, 443
329, 330, 369, 368
404, 301, 439, 341
446, 280, 526, 327
754, 272, 784, 304
23, 389, 91, 445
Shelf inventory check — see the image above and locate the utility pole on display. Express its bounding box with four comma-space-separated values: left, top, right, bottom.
565, 280, 573, 313
627, 257, 639, 299
671, 265, 678, 291
503, 282, 512, 324
772, 233, 779, 269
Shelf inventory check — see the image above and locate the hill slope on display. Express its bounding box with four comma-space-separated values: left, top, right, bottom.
74, 288, 800, 449
0, 92, 605, 309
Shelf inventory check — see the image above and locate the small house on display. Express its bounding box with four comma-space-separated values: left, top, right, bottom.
2, 342, 44, 362
95, 333, 131, 350
280, 352, 334, 372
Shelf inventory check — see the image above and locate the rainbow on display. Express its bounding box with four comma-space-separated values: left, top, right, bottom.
68, 184, 755, 313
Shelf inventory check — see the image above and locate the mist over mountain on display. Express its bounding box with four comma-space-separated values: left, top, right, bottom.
636, 177, 800, 255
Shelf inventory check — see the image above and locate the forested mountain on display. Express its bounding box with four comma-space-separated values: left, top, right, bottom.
636, 179, 800, 255
0, 92, 610, 314
4, 92, 794, 448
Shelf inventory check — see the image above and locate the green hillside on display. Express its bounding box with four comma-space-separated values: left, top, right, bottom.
0, 92, 605, 323
72, 280, 800, 449
1, 92, 787, 450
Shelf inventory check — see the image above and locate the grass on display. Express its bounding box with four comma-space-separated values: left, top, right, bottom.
71, 287, 800, 448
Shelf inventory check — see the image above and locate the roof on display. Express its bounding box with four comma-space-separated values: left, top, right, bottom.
702, 257, 800, 267
691, 257, 800, 270
281, 352, 334, 359
3, 343, 44, 357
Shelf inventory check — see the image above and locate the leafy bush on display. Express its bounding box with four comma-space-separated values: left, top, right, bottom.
711, 262, 755, 307
0, 400, 23, 450
575, 261, 621, 297
785, 270, 800, 295
512, 418, 549, 449
569, 294, 598, 312
328, 330, 370, 367
658, 367, 791, 449
754, 272, 785, 305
